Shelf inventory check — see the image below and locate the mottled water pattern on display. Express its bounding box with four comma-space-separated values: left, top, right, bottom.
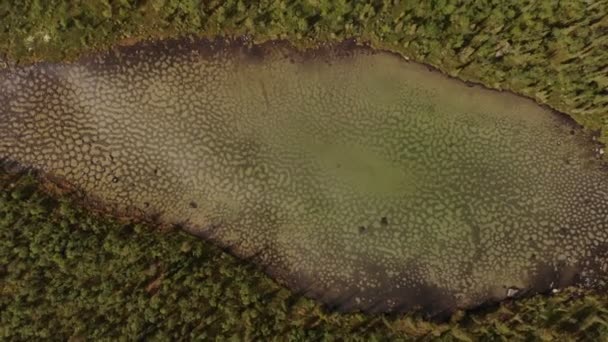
1, 38, 607, 314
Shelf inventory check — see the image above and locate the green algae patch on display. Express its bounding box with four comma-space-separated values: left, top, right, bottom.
1, 38, 608, 314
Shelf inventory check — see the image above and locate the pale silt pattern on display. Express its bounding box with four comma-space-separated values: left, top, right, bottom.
1, 38, 607, 314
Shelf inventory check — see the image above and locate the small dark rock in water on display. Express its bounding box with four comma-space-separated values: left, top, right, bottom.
1, 37, 607, 315
380, 217, 388, 226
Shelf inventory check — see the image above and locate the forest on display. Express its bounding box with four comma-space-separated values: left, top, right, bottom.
1, 0, 608, 340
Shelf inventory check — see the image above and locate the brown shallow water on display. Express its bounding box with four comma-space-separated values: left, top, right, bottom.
1, 37, 607, 314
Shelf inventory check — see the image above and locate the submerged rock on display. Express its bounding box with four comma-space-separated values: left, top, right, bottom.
1, 37, 607, 314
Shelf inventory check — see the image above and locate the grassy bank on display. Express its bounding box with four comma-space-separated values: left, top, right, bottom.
2, 0, 608, 339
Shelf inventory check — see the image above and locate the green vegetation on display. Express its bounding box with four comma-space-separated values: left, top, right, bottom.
0, 0, 606, 142
3, 171, 608, 340
2, 0, 608, 339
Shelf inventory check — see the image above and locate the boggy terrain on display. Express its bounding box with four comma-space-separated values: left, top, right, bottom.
1, 37, 607, 314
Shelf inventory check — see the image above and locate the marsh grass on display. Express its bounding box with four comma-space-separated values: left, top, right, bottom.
3, 171, 608, 340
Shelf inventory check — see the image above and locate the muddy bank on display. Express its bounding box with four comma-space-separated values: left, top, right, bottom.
1, 37, 607, 314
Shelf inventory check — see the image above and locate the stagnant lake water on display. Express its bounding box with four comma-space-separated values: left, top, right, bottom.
1, 38, 607, 314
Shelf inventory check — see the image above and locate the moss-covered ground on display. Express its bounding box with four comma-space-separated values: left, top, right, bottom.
1, 0, 608, 340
